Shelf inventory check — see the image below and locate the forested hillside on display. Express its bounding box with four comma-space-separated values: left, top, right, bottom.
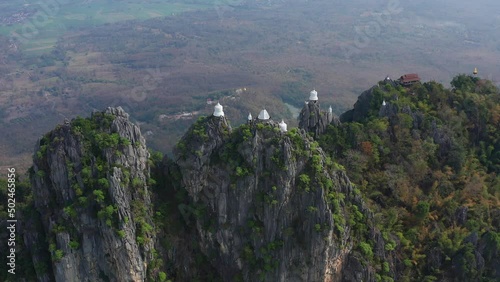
320, 75, 500, 281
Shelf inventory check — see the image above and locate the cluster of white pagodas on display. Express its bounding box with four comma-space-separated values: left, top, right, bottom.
212, 102, 288, 132
211, 89, 334, 133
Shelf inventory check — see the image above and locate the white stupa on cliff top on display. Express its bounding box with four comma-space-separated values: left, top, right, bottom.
213, 102, 224, 117
258, 109, 270, 120
309, 89, 318, 101
279, 120, 287, 132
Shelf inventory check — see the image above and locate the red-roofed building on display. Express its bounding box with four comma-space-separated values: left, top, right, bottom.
399, 73, 421, 86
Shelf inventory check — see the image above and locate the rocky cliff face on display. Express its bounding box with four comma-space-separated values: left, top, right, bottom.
21, 107, 375, 282
340, 87, 378, 123
298, 101, 340, 138
27, 107, 155, 282
173, 116, 369, 281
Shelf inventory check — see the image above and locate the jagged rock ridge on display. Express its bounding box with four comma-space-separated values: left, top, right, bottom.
22, 105, 373, 282
298, 100, 340, 138
173, 115, 370, 281
27, 107, 155, 282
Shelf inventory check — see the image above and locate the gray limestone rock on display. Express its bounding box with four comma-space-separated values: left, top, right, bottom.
23, 107, 378, 282
28, 107, 154, 282
298, 101, 340, 138
174, 117, 367, 282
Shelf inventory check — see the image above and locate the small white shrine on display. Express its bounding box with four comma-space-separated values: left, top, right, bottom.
213, 102, 224, 117
258, 109, 270, 120
309, 89, 318, 101
279, 120, 287, 132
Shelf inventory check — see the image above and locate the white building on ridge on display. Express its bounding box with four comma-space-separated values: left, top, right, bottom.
309, 89, 318, 101
213, 102, 224, 117
258, 109, 270, 120
279, 120, 287, 132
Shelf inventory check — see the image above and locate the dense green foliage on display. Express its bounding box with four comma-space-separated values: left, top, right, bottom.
319, 75, 500, 281
3, 75, 499, 281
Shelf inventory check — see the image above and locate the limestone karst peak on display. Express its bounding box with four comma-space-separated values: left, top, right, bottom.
299, 89, 339, 138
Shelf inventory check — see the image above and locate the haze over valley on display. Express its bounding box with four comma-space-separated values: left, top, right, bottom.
1, 0, 500, 171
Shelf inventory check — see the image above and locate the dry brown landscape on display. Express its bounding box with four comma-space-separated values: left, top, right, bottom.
1, 0, 500, 173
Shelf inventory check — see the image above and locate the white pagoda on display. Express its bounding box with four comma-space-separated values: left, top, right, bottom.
213, 102, 224, 117
258, 109, 270, 120
309, 89, 318, 101
279, 120, 287, 132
